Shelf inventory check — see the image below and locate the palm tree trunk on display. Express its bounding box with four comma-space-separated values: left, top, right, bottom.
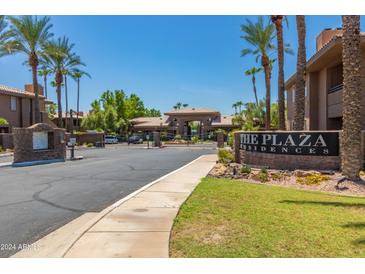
44, 74, 47, 98
30, 52, 41, 124
64, 75, 68, 131
76, 78, 80, 129
56, 87, 63, 128
252, 75, 259, 106
293, 15, 306, 130
274, 16, 286, 130
56, 70, 63, 128
262, 55, 271, 129
341, 15, 362, 180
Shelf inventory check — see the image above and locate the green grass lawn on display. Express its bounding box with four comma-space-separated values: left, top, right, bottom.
170, 177, 365, 258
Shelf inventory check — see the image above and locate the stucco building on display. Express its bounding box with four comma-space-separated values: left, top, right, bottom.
130, 107, 237, 137
286, 28, 365, 130
0, 84, 54, 132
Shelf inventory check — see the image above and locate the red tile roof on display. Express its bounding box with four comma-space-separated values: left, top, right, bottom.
0, 84, 45, 99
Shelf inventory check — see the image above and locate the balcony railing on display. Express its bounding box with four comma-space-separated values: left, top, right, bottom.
328, 83, 343, 94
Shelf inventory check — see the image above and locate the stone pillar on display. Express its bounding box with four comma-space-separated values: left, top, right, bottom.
153, 131, 161, 147
217, 132, 224, 148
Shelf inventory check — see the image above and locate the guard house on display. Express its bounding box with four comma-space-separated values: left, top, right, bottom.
130, 107, 237, 137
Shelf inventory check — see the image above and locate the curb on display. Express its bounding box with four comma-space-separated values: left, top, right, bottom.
0, 152, 13, 158
0, 162, 12, 168
12, 158, 65, 167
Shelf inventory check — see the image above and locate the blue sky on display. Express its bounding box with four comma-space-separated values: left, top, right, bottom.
1, 16, 364, 115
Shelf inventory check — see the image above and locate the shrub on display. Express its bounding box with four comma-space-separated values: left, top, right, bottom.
270, 172, 288, 181
0, 117, 8, 126
174, 134, 182, 141
0, 146, 4, 153
254, 168, 269, 183
217, 149, 235, 164
240, 165, 251, 174
191, 136, 199, 144
87, 143, 94, 147
296, 174, 330, 185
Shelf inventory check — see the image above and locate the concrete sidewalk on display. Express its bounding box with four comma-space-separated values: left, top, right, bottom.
13, 154, 217, 258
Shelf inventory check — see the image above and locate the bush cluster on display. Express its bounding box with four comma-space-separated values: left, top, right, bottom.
240, 165, 251, 174
217, 149, 235, 164
296, 174, 330, 185
254, 168, 269, 182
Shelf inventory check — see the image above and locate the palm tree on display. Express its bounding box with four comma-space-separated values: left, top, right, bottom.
236, 101, 244, 113
293, 15, 306, 130
232, 102, 238, 114
37, 66, 51, 98
62, 54, 84, 130
5, 16, 53, 124
0, 16, 11, 56
245, 67, 261, 106
173, 102, 183, 110
341, 16, 362, 180
72, 69, 91, 129
42, 36, 79, 128
241, 16, 275, 129
271, 15, 287, 130
182, 103, 189, 108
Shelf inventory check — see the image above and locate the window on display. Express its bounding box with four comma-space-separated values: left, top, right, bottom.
328, 64, 343, 93
292, 90, 295, 103
10, 96, 17, 111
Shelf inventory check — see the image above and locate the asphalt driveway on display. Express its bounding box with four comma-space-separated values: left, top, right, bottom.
0, 145, 215, 257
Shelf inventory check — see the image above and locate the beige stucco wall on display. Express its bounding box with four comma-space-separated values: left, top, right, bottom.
0, 93, 47, 130
0, 94, 21, 128
317, 68, 328, 129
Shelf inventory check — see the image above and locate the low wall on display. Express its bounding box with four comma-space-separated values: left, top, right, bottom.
234, 130, 342, 170
13, 123, 66, 163
237, 149, 340, 170
0, 133, 13, 149
66, 132, 105, 147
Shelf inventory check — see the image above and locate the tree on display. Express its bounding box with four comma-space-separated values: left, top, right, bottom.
62, 53, 84, 130
242, 100, 266, 129
271, 15, 288, 130
237, 101, 244, 113
293, 15, 306, 130
0, 16, 11, 57
232, 102, 238, 114
145, 108, 161, 117
341, 16, 362, 180
173, 102, 183, 110
5, 16, 53, 124
37, 66, 51, 98
81, 89, 161, 133
270, 102, 279, 129
72, 69, 91, 129
241, 16, 275, 129
42, 36, 80, 128
245, 67, 262, 106
104, 106, 118, 133
46, 102, 57, 119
